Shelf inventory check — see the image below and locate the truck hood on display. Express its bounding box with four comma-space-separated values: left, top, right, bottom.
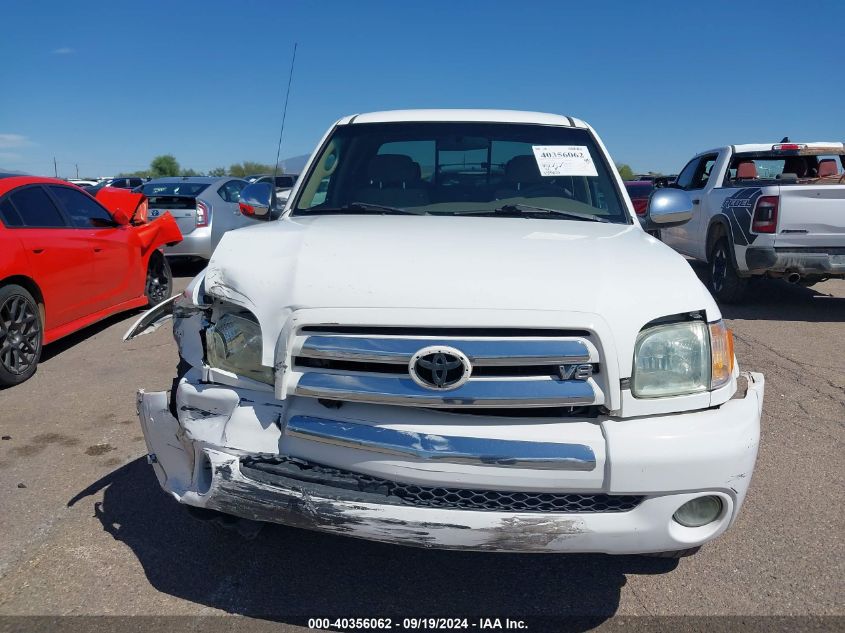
205, 215, 719, 364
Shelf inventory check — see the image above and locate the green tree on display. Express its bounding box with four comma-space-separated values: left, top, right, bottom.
616, 163, 635, 181
180, 168, 201, 177
228, 161, 278, 178
150, 154, 180, 177
208, 167, 226, 177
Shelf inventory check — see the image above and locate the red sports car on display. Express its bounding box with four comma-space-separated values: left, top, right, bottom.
0, 175, 182, 386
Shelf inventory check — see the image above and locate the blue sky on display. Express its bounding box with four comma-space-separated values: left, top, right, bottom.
1, 0, 843, 177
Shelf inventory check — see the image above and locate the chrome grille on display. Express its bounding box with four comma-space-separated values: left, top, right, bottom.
290, 327, 604, 408
240, 457, 642, 514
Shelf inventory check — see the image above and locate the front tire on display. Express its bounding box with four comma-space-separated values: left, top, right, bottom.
0, 284, 43, 387
145, 251, 172, 307
709, 238, 747, 303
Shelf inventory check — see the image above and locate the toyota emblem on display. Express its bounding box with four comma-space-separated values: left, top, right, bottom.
408, 346, 472, 391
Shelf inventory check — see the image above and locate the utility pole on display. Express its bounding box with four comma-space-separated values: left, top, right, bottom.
53, 157, 58, 178
75, 163, 79, 178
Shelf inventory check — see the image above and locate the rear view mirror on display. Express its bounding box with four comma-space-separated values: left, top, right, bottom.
437, 136, 489, 151
643, 188, 693, 230
239, 182, 274, 219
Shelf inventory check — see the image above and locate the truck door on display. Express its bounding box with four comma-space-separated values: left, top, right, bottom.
662, 153, 718, 257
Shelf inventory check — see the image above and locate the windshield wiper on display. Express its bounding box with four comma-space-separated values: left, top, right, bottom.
342, 202, 428, 215
486, 204, 609, 222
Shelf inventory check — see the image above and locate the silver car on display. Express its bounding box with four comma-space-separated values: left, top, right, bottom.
141, 177, 250, 261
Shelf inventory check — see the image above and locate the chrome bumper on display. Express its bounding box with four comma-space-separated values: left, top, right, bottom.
286, 415, 596, 471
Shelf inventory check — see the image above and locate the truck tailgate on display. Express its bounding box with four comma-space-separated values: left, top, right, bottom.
775, 185, 845, 248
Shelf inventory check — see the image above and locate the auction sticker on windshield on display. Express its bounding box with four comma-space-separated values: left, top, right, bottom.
532, 145, 598, 177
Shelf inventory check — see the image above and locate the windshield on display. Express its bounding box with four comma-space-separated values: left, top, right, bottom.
292, 122, 629, 223
141, 182, 210, 196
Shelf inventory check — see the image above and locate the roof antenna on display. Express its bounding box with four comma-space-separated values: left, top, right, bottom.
270, 42, 298, 220
780, 136, 790, 143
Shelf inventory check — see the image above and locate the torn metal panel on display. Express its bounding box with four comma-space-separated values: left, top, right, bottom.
123, 295, 179, 340
174, 380, 284, 453
136, 390, 194, 494
173, 303, 209, 372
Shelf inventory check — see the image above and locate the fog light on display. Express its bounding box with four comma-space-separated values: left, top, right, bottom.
673, 496, 723, 527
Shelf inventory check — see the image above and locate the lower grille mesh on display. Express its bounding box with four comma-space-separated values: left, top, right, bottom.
241, 457, 643, 514
387, 485, 641, 513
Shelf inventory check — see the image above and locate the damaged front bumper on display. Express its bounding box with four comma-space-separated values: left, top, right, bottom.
136, 372, 764, 554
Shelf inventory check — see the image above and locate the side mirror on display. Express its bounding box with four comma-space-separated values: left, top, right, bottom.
238, 182, 275, 219
642, 188, 693, 230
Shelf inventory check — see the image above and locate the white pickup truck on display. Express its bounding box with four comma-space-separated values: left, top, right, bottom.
129, 110, 764, 557
661, 142, 845, 302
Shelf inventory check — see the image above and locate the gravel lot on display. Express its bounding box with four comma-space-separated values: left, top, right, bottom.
0, 261, 842, 629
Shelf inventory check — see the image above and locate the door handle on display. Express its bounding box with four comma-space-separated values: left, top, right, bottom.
32, 248, 45, 254
692, 199, 700, 204
93, 247, 104, 252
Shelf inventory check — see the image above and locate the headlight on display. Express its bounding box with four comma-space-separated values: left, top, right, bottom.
632, 321, 709, 398
631, 318, 734, 398
206, 312, 274, 384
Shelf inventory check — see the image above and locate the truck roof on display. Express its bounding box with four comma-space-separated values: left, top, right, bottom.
338, 109, 587, 128
697, 142, 845, 156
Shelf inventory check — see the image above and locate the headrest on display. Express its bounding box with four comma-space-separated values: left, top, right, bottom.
817, 158, 838, 178
505, 155, 543, 183
783, 157, 808, 178
736, 161, 757, 179
367, 154, 418, 184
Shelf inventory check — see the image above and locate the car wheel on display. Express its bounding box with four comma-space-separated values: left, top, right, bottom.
642, 546, 701, 559
0, 284, 43, 387
145, 252, 172, 307
709, 238, 747, 303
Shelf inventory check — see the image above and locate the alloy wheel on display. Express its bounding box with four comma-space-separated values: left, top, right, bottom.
0, 294, 40, 376
711, 246, 727, 293
146, 257, 170, 305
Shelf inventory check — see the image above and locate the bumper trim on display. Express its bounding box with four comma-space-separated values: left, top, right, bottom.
286, 415, 597, 471
745, 246, 845, 274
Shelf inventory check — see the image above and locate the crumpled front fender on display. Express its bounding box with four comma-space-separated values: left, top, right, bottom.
133, 213, 183, 254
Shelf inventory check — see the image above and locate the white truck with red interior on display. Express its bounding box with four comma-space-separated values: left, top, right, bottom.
128, 110, 764, 557
661, 142, 845, 302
